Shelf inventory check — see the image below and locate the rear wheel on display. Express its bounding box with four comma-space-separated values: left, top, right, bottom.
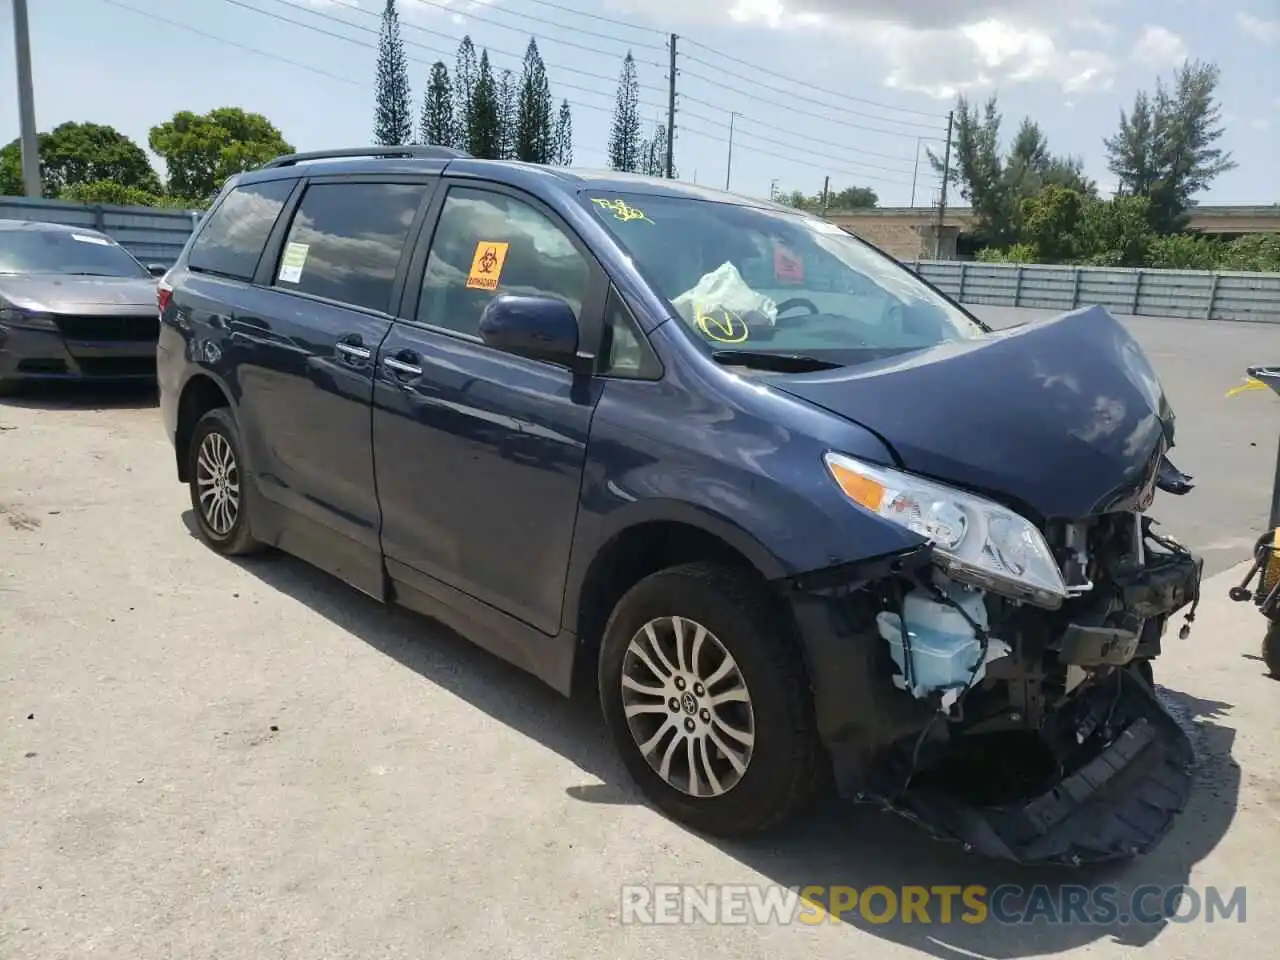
187, 407, 263, 556
598, 561, 824, 836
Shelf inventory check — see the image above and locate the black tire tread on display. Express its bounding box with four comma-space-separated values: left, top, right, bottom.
599, 560, 825, 837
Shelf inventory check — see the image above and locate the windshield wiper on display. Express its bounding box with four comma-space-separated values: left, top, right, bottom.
712, 350, 842, 373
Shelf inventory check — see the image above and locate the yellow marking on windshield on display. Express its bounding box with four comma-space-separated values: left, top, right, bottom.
695, 304, 749, 344
591, 197, 654, 224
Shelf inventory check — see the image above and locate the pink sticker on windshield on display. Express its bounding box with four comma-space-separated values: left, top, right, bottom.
773, 242, 804, 283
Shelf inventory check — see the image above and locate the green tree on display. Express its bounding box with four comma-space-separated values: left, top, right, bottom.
148, 108, 293, 200
419, 61, 456, 147
1075, 195, 1155, 266
929, 96, 1090, 248
552, 100, 574, 165
1146, 233, 1223, 270
516, 39, 554, 164
497, 69, 518, 160
374, 0, 413, 145
455, 36, 479, 151
0, 121, 160, 198
828, 185, 878, 209
466, 50, 502, 159
1104, 59, 1235, 233
608, 52, 641, 172
1019, 184, 1086, 262
638, 122, 672, 177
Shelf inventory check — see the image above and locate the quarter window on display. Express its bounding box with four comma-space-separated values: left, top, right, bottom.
417, 187, 590, 337
273, 182, 429, 313
188, 178, 294, 280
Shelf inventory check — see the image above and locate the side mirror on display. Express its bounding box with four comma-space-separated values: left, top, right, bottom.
147, 263, 167, 277
479, 294, 587, 372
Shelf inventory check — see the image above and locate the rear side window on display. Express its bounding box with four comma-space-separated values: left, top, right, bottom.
188, 179, 294, 280
272, 182, 429, 313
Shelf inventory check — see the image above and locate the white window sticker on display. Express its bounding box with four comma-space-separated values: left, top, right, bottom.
278, 241, 309, 284
71, 233, 113, 246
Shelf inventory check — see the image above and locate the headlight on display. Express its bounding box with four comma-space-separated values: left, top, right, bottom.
0, 305, 57, 330
824, 451, 1068, 609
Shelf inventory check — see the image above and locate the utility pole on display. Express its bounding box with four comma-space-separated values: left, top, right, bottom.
910, 137, 922, 208
821, 175, 830, 216
725, 111, 739, 190
933, 110, 954, 259
665, 34, 678, 179
11, 0, 41, 197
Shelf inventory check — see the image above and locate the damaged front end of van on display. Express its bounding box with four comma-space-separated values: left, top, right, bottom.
778, 307, 1203, 866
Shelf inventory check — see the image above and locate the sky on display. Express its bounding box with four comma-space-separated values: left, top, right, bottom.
0, 0, 1277, 207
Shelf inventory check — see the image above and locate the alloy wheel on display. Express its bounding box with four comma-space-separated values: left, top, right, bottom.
620, 616, 756, 797
195, 431, 240, 536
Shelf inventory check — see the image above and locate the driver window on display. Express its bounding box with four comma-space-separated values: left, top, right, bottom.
417, 187, 591, 337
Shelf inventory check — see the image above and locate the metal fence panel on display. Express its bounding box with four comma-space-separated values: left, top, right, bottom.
910, 259, 1280, 323
0, 195, 201, 267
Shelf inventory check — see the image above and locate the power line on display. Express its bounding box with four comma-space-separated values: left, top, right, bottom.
96, 0, 363, 86
677, 126, 920, 188
405, 0, 667, 54
399, 0, 665, 66
223, 0, 667, 115
257, 0, 667, 99
681, 37, 947, 121
680, 95, 930, 166
93, 0, 624, 148
679, 65, 944, 140
517, 0, 668, 37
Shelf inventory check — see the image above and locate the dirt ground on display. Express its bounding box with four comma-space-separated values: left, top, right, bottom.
2, 360, 1278, 959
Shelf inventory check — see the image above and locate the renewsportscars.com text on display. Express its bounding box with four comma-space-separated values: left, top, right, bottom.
619, 884, 1247, 926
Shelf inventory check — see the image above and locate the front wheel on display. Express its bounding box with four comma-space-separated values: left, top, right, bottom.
187, 407, 263, 556
598, 562, 825, 836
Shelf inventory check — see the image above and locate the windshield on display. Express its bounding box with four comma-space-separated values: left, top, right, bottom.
584, 192, 985, 364
0, 228, 150, 278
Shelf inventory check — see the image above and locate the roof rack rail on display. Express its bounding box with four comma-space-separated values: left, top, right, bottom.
260, 145, 470, 169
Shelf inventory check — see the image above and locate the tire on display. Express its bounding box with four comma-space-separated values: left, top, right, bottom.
598, 561, 824, 837
187, 407, 263, 556
1262, 622, 1280, 679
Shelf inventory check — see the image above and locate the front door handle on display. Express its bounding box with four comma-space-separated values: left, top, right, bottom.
384, 356, 423, 378
335, 341, 372, 362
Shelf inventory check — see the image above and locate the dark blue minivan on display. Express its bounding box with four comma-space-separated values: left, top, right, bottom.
158, 146, 1203, 866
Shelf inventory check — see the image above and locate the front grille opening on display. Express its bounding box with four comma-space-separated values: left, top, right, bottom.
74, 357, 156, 377
54, 314, 159, 343
17, 358, 68, 374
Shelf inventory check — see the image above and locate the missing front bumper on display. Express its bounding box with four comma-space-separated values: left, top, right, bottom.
876, 670, 1195, 866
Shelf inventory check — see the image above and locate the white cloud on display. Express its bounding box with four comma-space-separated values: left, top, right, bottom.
1237, 12, 1280, 43
1251, 117, 1272, 131
611, 1, 1117, 99
1131, 25, 1189, 66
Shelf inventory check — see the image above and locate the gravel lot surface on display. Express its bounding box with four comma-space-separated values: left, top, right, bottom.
2, 308, 1278, 959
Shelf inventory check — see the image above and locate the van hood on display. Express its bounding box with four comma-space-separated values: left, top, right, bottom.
768, 306, 1174, 521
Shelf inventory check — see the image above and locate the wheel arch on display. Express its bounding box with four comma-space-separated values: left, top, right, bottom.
567, 505, 790, 693
175, 372, 234, 482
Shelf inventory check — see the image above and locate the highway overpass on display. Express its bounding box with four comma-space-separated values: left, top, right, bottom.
828, 204, 1280, 260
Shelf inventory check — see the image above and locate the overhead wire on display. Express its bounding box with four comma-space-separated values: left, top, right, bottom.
680, 96, 934, 166
256, 0, 667, 100
680, 37, 948, 121
404, 0, 668, 54
92, 0, 609, 162
678, 65, 944, 140
517, 0, 669, 37
677, 126, 920, 188
222, 0, 668, 115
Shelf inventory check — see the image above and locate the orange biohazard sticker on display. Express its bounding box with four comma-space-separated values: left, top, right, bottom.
466, 241, 510, 290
